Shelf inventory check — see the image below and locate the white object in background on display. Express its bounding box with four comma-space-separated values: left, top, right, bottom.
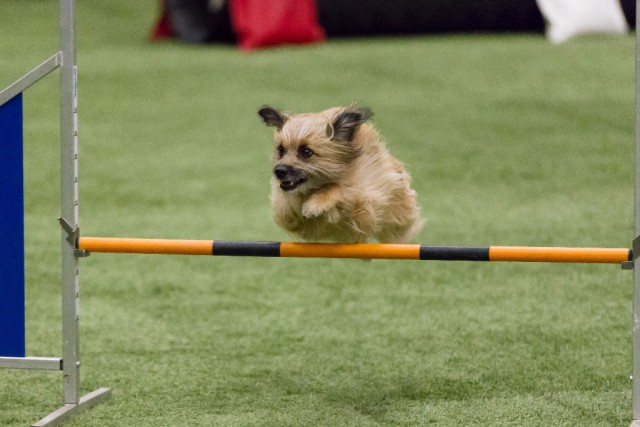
536, 0, 629, 43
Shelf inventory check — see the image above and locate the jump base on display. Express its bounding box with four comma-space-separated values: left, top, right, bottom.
31, 387, 111, 427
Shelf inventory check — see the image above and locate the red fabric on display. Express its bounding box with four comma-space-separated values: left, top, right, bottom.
229, 0, 325, 50
150, 7, 173, 40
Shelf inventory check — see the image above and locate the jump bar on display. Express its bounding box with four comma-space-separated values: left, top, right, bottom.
78, 237, 632, 264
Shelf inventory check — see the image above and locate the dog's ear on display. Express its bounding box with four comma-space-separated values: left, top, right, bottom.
258, 106, 287, 129
331, 107, 373, 142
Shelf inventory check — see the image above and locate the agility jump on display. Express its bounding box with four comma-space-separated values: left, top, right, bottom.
2, 0, 640, 426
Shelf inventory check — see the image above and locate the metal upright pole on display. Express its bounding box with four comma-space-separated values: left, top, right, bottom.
632, 1, 640, 424
58, 0, 81, 406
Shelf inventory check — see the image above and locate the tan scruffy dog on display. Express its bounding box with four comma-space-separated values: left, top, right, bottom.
258, 105, 424, 244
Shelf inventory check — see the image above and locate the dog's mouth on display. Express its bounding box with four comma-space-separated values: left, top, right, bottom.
279, 177, 307, 191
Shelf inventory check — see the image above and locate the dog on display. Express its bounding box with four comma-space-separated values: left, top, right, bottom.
258, 105, 424, 244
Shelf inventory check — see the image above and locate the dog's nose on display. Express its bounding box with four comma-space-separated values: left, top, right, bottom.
274, 165, 291, 180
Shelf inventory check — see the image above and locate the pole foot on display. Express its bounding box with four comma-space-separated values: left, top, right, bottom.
31, 387, 111, 426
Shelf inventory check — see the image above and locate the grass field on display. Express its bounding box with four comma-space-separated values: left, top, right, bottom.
1, 1, 637, 426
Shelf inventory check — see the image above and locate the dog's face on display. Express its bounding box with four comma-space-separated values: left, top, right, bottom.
258, 106, 373, 193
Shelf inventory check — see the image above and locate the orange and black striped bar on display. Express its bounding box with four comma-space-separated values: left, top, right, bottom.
77, 237, 632, 264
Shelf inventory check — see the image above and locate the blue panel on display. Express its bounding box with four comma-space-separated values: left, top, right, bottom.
0, 94, 25, 357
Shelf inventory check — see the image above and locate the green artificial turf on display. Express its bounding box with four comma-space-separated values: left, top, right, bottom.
0, 1, 636, 425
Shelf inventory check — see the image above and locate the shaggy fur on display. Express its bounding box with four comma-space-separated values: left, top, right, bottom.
258, 105, 424, 243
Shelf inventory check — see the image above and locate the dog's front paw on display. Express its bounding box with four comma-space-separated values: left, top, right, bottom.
302, 185, 342, 219
302, 201, 325, 219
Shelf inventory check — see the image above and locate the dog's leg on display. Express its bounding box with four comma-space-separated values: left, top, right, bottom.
271, 186, 306, 233
302, 184, 342, 222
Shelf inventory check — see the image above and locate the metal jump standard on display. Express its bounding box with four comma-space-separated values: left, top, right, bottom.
2, 0, 640, 425
0, 1, 111, 426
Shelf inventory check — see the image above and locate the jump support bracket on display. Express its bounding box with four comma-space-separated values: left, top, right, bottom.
58, 217, 89, 258
622, 237, 640, 270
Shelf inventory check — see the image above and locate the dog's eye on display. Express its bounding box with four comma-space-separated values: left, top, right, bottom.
299, 145, 314, 159
277, 145, 285, 158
